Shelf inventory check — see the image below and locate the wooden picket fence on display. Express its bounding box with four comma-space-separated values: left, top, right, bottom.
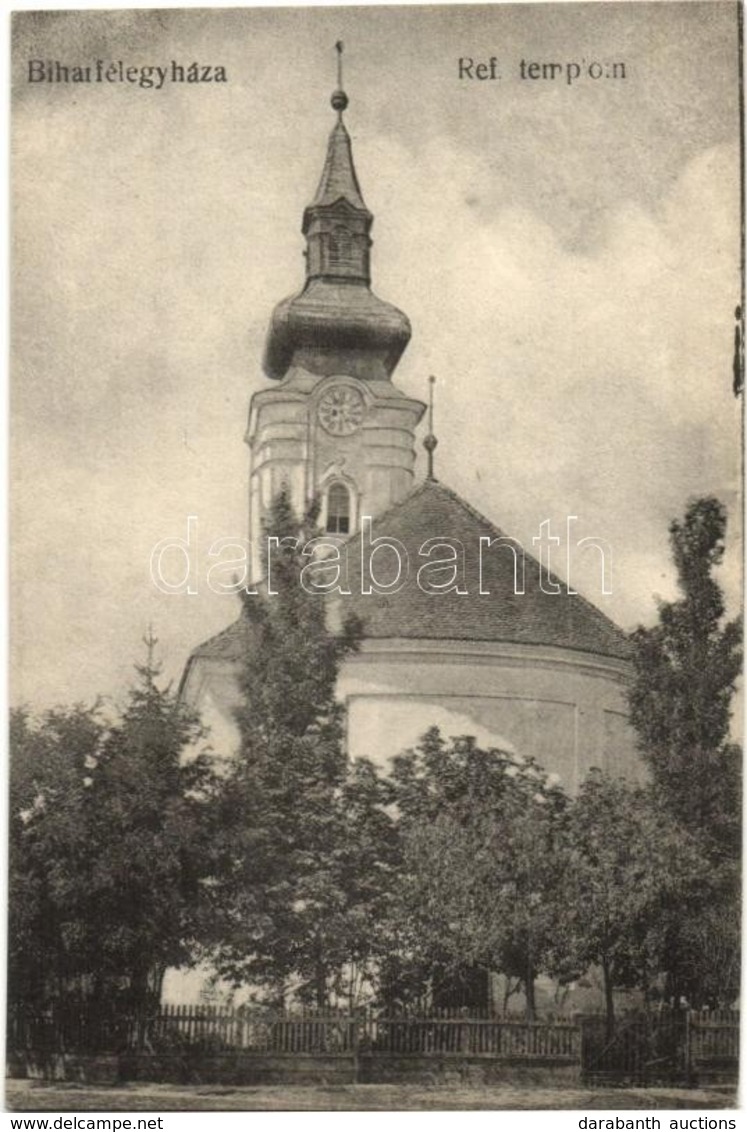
7, 1002, 738, 1083
8, 1002, 578, 1059
141, 1004, 581, 1059
580, 1007, 740, 1084
363, 1013, 579, 1057
150, 1004, 358, 1054
689, 1008, 740, 1069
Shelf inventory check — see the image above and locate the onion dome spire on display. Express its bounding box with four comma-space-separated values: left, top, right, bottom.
262, 46, 411, 383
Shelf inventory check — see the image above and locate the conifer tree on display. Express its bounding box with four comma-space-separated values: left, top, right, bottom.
8, 634, 218, 1019
210, 489, 366, 1006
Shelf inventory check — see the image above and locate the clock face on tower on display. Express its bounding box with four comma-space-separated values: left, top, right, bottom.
317, 386, 365, 436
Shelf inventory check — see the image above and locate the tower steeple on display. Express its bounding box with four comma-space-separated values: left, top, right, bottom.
302, 58, 372, 285
302, 104, 372, 284
248, 55, 425, 568
262, 59, 411, 383
308, 111, 367, 213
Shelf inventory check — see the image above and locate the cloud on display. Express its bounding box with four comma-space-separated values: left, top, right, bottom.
377, 135, 740, 627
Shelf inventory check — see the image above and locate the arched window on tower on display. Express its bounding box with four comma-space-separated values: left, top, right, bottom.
326, 482, 351, 535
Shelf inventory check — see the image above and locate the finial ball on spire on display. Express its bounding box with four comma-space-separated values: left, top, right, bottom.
423, 375, 438, 480
331, 89, 348, 112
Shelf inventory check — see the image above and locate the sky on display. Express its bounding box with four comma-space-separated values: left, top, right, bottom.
10, 1, 743, 712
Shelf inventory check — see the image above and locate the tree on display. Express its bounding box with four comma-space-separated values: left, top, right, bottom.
624, 500, 742, 1014
626, 497, 741, 1008
333, 757, 401, 1008
9, 703, 106, 1009
628, 497, 741, 857
563, 770, 712, 1036
8, 635, 219, 1018
207, 488, 374, 1006
667, 896, 741, 1009
388, 728, 574, 1018
87, 635, 220, 1010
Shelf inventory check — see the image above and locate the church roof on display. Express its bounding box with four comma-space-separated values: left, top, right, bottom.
338, 479, 630, 660
306, 119, 368, 216
262, 279, 411, 381
184, 616, 253, 662
184, 479, 630, 673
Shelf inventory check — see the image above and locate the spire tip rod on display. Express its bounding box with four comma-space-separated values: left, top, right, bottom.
423, 375, 439, 480
331, 42, 348, 118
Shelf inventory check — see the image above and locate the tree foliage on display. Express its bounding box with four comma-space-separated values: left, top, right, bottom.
9, 636, 218, 1014
628, 497, 741, 856
387, 729, 573, 1018
625, 496, 741, 1007
563, 770, 713, 1033
206, 488, 394, 1006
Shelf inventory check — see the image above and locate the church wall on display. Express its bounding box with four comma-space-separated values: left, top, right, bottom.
183, 640, 642, 797
338, 639, 641, 794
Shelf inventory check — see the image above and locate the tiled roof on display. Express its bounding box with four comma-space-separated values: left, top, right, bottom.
186, 617, 253, 661
185, 480, 629, 669
178, 615, 249, 698
338, 479, 630, 660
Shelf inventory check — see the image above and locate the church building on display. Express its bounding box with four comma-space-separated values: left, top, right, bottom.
180, 78, 640, 794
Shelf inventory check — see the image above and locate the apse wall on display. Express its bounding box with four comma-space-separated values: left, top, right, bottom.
339, 638, 642, 795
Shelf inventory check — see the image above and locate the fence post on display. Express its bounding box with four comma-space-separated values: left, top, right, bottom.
684, 1010, 692, 1084
351, 1013, 360, 1085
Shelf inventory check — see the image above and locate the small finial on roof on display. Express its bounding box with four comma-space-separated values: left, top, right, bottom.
423, 375, 439, 480
331, 42, 348, 118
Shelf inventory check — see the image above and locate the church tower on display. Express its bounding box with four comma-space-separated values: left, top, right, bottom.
246, 72, 425, 571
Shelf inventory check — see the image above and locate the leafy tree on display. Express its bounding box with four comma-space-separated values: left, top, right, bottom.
626, 497, 741, 1009
564, 770, 711, 1036
667, 894, 741, 1009
388, 728, 574, 1018
333, 757, 401, 1008
8, 636, 218, 1019
9, 703, 106, 1009
628, 497, 741, 857
207, 488, 376, 1006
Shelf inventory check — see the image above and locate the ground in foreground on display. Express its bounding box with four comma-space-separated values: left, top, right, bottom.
4, 1080, 738, 1112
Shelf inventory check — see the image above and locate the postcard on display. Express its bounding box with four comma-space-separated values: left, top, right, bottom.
9, 2, 743, 1116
